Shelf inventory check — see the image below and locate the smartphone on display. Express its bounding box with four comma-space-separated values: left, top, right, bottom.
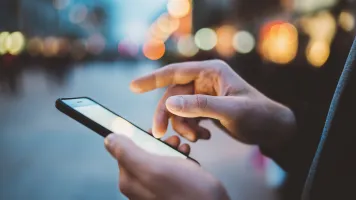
55, 97, 197, 162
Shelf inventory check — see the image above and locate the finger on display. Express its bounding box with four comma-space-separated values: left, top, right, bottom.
178, 143, 191, 155
105, 134, 176, 193
171, 115, 198, 142
105, 134, 152, 174
119, 166, 155, 199
152, 84, 194, 138
196, 126, 211, 139
152, 90, 171, 138
164, 135, 180, 148
166, 95, 236, 121
186, 118, 211, 140
130, 61, 206, 93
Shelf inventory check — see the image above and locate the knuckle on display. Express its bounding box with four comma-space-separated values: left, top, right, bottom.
113, 146, 124, 159
205, 59, 230, 78
157, 104, 167, 114
195, 95, 208, 109
210, 59, 229, 69
119, 177, 130, 195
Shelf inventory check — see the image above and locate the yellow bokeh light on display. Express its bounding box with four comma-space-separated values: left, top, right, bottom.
177, 34, 199, 57
300, 11, 336, 44
27, 37, 44, 56
339, 11, 355, 32
195, 28, 217, 51
260, 22, 298, 64
4, 32, 25, 55
43, 37, 60, 57
233, 31, 255, 54
157, 13, 180, 34
306, 40, 330, 68
143, 39, 166, 60
111, 117, 135, 138
0, 32, 10, 55
148, 24, 167, 42
216, 25, 236, 57
167, 0, 191, 19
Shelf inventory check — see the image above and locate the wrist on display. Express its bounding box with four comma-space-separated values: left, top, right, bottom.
261, 99, 297, 153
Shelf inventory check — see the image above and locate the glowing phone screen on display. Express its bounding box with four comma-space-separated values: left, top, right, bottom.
63, 98, 186, 159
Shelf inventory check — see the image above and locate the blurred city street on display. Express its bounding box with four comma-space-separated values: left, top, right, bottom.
0, 61, 275, 200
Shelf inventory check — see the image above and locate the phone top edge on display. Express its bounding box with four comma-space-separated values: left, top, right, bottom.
57, 97, 92, 101
59, 97, 96, 108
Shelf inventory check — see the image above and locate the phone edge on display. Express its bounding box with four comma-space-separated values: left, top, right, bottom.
55, 97, 200, 165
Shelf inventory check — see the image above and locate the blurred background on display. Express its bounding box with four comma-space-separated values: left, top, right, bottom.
0, 0, 355, 199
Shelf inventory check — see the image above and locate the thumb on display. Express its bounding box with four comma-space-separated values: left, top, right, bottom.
105, 133, 150, 174
165, 95, 237, 120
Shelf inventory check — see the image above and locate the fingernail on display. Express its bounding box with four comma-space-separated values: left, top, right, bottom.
187, 134, 196, 142
166, 96, 183, 111
152, 130, 163, 138
130, 82, 142, 93
104, 134, 116, 148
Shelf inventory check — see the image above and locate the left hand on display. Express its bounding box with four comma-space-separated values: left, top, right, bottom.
104, 133, 230, 200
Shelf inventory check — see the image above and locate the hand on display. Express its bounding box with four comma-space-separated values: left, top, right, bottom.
148, 129, 191, 155
131, 60, 296, 149
104, 133, 230, 200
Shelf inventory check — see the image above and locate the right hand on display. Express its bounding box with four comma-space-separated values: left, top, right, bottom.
131, 60, 296, 149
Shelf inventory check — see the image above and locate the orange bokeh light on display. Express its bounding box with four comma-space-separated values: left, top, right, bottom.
216, 25, 236, 58
143, 39, 166, 60
259, 21, 298, 64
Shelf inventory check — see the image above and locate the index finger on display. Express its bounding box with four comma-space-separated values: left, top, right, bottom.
130, 61, 205, 93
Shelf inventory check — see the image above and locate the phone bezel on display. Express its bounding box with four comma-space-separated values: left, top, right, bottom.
55, 97, 198, 163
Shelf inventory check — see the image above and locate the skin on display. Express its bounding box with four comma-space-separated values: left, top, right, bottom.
106, 59, 297, 199
130, 59, 296, 149
105, 134, 230, 200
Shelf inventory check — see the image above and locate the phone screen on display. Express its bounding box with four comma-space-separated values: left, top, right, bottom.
62, 98, 187, 159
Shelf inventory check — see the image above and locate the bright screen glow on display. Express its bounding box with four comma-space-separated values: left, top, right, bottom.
64, 99, 186, 159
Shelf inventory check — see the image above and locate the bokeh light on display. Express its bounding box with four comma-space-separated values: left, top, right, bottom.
194, 28, 217, 51
5, 32, 25, 55
70, 40, 87, 60
306, 40, 330, 68
143, 39, 166, 60
233, 31, 255, 54
87, 34, 106, 55
118, 39, 139, 57
300, 11, 336, 44
149, 22, 172, 42
216, 25, 236, 57
57, 38, 71, 56
43, 37, 60, 57
167, 0, 191, 19
177, 34, 199, 57
260, 22, 298, 64
27, 37, 44, 56
53, 0, 70, 10
339, 11, 355, 32
69, 4, 88, 24
157, 13, 180, 34
0, 32, 10, 55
